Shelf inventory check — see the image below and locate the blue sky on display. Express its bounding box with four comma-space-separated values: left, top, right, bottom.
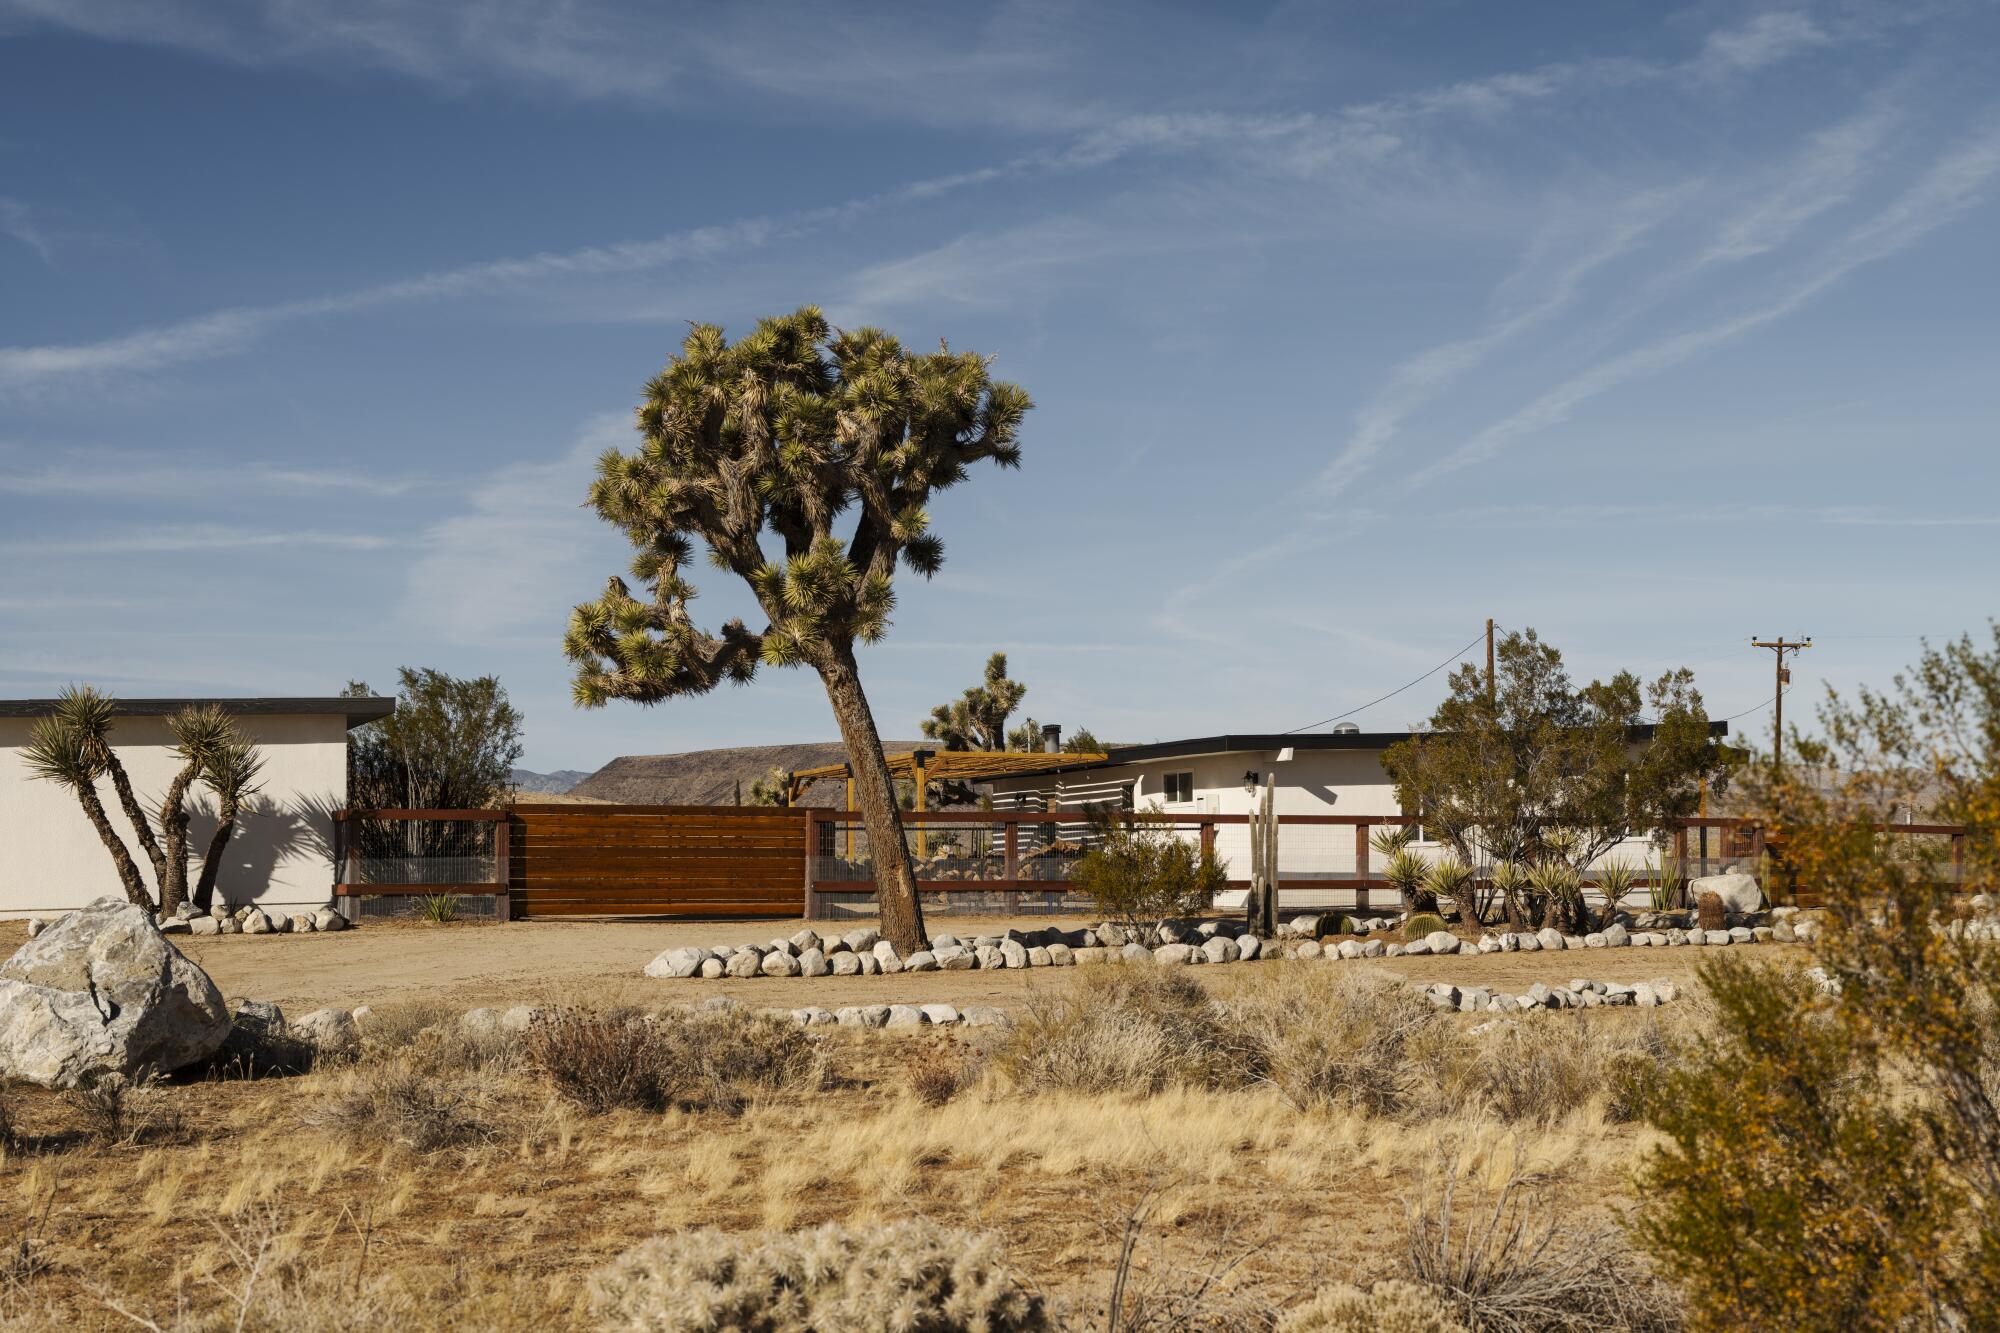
2, 1, 1996, 771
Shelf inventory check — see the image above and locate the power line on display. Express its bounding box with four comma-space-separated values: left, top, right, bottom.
1284, 628, 1489, 735
1720, 687, 1789, 724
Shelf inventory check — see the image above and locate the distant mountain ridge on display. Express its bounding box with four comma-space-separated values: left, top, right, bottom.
511, 767, 590, 795
567, 742, 931, 808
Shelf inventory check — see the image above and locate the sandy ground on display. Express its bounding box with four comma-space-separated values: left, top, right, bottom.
0, 914, 1807, 1013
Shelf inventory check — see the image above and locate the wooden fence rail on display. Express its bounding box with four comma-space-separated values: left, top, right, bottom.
329, 805, 1971, 921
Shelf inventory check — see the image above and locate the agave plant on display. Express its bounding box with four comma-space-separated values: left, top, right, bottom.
1527, 859, 1586, 934
1424, 853, 1475, 922
1591, 858, 1640, 930
1369, 824, 1416, 859
1648, 851, 1689, 913
417, 892, 461, 924
1489, 861, 1534, 929
1382, 847, 1434, 916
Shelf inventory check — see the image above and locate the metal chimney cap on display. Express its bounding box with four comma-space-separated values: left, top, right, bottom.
1041, 722, 1062, 753
1331, 721, 1361, 735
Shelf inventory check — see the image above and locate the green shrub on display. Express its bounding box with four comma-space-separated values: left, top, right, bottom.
1402, 913, 1448, 940
588, 1221, 1050, 1331
1630, 957, 1959, 1331
416, 892, 460, 923
1070, 807, 1226, 939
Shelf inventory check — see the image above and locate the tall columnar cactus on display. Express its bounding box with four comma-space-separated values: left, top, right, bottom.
1246, 774, 1279, 936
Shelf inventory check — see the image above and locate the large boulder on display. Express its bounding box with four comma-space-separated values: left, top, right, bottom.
1689, 867, 1762, 916
0, 898, 230, 1087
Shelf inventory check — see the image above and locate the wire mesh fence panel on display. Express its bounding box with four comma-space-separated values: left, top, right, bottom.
335, 816, 498, 886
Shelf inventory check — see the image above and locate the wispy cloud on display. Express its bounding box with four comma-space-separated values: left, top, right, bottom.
0, 197, 52, 263
1316, 190, 1686, 499
1693, 98, 1903, 268
1411, 117, 2000, 487
400, 415, 627, 646
1695, 11, 1832, 77
0, 525, 396, 555
0, 448, 424, 498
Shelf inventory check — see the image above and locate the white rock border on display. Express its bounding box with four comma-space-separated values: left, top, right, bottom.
645, 908, 1817, 980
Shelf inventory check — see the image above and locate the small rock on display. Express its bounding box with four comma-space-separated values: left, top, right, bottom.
1336, 939, 1363, 960
1119, 943, 1152, 964
1603, 923, 1630, 947
974, 945, 1005, 970
1536, 928, 1565, 950
1237, 936, 1262, 961
1706, 930, 1732, 946
499, 1005, 539, 1032
1295, 940, 1322, 960
1047, 942, 1075, 966
904, 950, 938, 973
961, 1005, 1010, 1028
294, 1007, 358, 1050
883, 1004, 927, 1029
1072, 946, 1107, 966
843, 928, 881, 953
1516, 932, 1541, 952
1153, 943, 1196, 966
1026, 946, 1052, 967
646, 947, 713, 979
313, 909, 349, 933
1200, 937, 1239, 964
999, 940, 1028, 969
859, 954, 882, 976
727, 950, 764, 978
1424, 930, 1457, 954
1583, 932, 1607, 949
919, 1003, 960, 1026
797, 947, 829, 978
789, 929, 822, 953
698, 958, 725, 978
831, 951, 862, 976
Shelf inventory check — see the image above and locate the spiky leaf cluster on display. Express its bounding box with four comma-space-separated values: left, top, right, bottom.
566, 307, 1030, 706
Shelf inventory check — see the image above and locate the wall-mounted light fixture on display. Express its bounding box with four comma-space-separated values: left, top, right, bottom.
1243, 770, 1260, 793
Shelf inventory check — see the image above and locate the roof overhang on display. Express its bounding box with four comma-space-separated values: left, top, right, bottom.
0, 697, 396, 731
988, 722, 1730, 784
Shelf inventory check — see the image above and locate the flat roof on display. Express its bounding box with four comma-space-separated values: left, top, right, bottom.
992, 722, 1730, 783
0, 697, 395, 730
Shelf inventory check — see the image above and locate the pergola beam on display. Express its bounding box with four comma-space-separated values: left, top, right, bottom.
787, 749, 1108, 803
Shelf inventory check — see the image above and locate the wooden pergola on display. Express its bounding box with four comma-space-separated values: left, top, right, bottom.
786, 748, 1109, 809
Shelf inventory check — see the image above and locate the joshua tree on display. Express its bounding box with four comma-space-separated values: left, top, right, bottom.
192, 739, 264, 912
564, 308, 1031, 953
25, 686, 254, 912
23, 700, 150, 906
747, 766, 790, 807
923, 652, 1027, 752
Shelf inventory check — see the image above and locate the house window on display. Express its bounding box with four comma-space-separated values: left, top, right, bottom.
1163, 772, 1195, 804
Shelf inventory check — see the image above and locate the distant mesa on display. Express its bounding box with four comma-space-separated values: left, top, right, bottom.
560, 741, 933, 808
510, 767, 591, 795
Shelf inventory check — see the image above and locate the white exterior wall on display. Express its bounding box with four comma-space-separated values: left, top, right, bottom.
0, 713, 348, 917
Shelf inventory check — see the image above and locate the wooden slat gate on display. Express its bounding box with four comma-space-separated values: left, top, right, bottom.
509, 804, 809, 918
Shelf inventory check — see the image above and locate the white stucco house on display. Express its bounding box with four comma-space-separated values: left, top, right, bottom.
984, 721, 1728, 890
0, 696, 392, 918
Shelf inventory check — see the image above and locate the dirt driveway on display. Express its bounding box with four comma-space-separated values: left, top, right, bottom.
0, 914, 1803, 1014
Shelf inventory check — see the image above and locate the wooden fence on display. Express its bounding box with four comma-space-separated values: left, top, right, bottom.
330, 805, 1971, 921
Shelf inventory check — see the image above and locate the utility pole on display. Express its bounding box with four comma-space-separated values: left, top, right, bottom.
1750, 636, 1811, 767
1485, 618, 1496, 704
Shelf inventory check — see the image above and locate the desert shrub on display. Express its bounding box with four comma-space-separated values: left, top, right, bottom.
905, 1033, 976, 1107
525, 1007, 824, 1114
309, 1058, 498, 1152
1278, 1281, 1468, 1333
1526, 860, 1588, 935
1218, 968, 1453, 1116
1630, 957, 1958, 1331
1071, 807, 1226, 939
355, 999, 461, 1054
1693, 891, 1725, 932
1403, 1162, 1679, 1333
996, 969, 1239, 1096
65, 1073, 183, 1146
587, 1220, 1050, 1332
1401, 913, 1448, 941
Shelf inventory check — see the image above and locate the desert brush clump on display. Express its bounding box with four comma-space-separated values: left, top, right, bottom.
586, 1220, 1051, 1332
1402, 1160, 1679, 1333
1217, 968, 1456, 1117
995, 969, 1239, 1096
524, 1006, 825, 1114
904, 1032, 977, 1108
1277, 1280, 1468, 1333
308, 1059, 500, 1153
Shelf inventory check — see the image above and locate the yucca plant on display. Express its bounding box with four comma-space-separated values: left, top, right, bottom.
1489, 860, 1535, 929
159, 705, 232, 915
1527, 859, 1587, 935
23, 708, 150, 906
1369, 824, 1415, 859
1591, 858, 1639, 931
1424, 853, 1474, 923
417, 893, 461, 924
1649, 851, 1689, 913
1383, 847, 1434, 916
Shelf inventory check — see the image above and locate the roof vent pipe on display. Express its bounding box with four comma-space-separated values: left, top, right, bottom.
1042, 723, 1062, 753
1332, 721, 1361, 735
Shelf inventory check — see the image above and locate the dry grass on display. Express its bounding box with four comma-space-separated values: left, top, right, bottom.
0, 960, 1691, 1329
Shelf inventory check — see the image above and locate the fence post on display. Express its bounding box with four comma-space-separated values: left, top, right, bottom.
802, 809, 821, 920
493, 815, 512, 923
1004, 820, 1020, 883
1355, 822, 1371, 914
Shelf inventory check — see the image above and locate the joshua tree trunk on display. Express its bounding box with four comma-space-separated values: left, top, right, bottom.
99, 747, 168, 893
79, 780, 152, 907
815, 644, 927, 953
155, 763, 201, 915
193, 798, 239, 913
